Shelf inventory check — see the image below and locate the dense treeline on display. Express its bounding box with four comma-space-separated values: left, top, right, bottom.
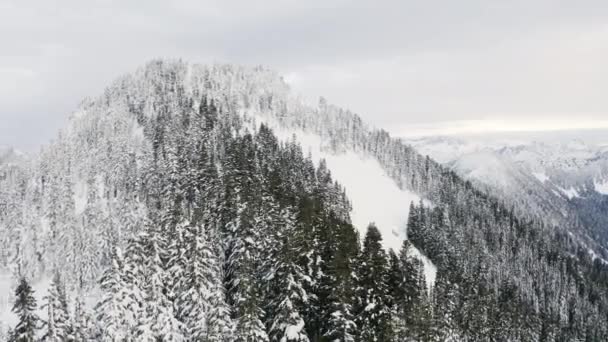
407, 197, 608, 341
2, 60, 608, 340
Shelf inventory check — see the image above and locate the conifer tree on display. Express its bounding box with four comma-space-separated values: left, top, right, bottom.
394, 240, 426, 341
10, 277, 40, 342
205, 281, 235, 342
136, 228, 184, 342
324, 218, 359, 342
171, 222, 223, 340
72, 294, 93, 341
432, 273, 460, 341
41, 272, 72, 341
355, 224, 392, 341
95, 247, 137, 340
266, 209, 309, 342
225, 134, 270, 342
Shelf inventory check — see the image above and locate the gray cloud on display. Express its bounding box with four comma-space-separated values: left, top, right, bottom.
2, 0, 608, 149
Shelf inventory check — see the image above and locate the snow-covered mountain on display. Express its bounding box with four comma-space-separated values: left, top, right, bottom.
407, 134, 608, 251
0, 60, 434, 337
3, 60, 608, 340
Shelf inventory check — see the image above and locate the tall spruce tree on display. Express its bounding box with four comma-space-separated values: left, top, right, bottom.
266, 208, 309, 342
355, 224, 392, 341
95, 247, 138, 340
324, 216, 359, 342
136, 227, 184, 342
393, 240, 426, 341
10, 277, 40, 342
171, 222, 224, 340
41, 272, 72, 341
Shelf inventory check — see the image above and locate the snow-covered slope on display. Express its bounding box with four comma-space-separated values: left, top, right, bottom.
256, 117, 437, 288
256, 116, 420, 252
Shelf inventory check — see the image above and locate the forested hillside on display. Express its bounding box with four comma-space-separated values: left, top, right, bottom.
1, 60, 608, 341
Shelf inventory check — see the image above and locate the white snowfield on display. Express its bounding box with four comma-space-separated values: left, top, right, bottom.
532, 172, 550, 183
557, 186, 580, 200
595, 179, 608, 195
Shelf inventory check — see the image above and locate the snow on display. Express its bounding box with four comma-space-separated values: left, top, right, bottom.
532, 172, 550, 183
131, 122, 145, 143
557, 186, 579, 199
408, 246, 437, 293
587, 249, 608, 264
71, 109, 87, 119
74, 179, 87, 215
594, 179, 608, 195
283, 321, 306, 341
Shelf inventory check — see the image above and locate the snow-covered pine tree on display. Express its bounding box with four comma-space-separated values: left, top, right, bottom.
229, 218, 269, 342
204, 278, 235, 342
41, 272, 72, 341
72, 294, 94, 341
76, 172, 103, 289
224, 134, 270, 342
171, 222, 223, 340
355, 224, 392, 341
135, 227, 184, 342
393, 240, 425, 341
432, 273, 461, 341
386, 249, 404, 342
323, 224, 358, 342
94, 247, 137, 340
10, 277, 40, 342
266, 208, 309, 342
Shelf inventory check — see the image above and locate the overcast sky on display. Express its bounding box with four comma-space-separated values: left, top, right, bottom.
2, 0, 608, 150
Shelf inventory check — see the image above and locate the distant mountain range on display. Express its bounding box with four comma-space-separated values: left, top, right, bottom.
407, 134, 608, 258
